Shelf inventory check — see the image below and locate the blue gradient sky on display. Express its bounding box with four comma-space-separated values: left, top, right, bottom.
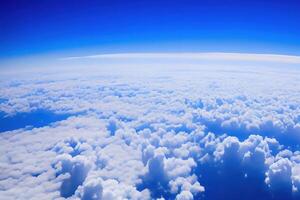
1, 0, 300, 59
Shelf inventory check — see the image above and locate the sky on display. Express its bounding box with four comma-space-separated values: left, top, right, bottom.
1, 0, 300, 60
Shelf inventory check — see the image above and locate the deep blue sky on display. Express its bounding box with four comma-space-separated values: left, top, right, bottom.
1, 0, 300, 59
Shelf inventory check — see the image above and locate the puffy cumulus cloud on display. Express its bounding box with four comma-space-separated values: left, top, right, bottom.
54, 154, 92, 198
139, 147, 204, 198
75, 178, 103, 200
293, 165, 300, 194
0, 63, 300, 199
266, 158, 293, 195
176, 191, 194, 200
265, 150, 300, 199
0, 115, 149, 199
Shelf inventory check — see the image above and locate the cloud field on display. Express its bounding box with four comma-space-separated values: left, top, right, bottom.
0, 54, 300, 199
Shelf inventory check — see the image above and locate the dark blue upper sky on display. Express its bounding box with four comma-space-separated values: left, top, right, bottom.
1, 0, 300, 59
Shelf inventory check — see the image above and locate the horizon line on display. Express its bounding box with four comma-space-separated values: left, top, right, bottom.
61, 52, 300, 64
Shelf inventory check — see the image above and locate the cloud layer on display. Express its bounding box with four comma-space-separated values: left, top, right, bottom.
0, 58, 300, 199
62, 52, 300, 64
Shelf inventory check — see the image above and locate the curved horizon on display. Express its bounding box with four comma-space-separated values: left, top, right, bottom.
61, 52, 300, 64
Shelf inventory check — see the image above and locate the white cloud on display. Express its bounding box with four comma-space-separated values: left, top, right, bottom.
61, 52, 300, 64
0, 58, 300, 199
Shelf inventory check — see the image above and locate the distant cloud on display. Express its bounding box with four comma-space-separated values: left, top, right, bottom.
61, 52, 300, 64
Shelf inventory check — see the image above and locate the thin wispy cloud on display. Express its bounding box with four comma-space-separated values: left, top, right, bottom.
61, 52, 300, 64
